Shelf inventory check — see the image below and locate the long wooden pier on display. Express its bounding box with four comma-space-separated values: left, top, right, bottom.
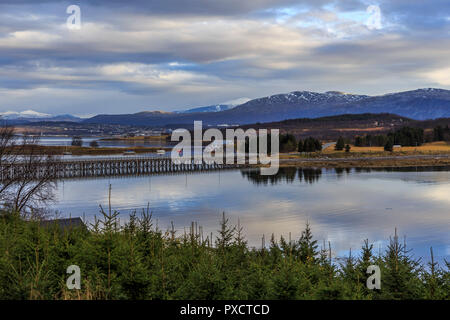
1, 157, 244, 180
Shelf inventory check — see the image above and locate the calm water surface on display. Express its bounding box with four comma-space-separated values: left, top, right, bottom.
38, 136, 169, 148
50, 167, 450, 262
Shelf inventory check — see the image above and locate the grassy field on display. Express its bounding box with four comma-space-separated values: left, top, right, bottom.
323, 141, 450, 154
277, 157, 450, 168
276, 142, 450, 168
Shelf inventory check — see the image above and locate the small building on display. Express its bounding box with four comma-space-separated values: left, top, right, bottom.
40, 217, 86, 231
393, 145, 402, 149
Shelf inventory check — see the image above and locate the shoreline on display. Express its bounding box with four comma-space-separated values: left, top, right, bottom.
10, 145, 450, 168
11, 145, 172, 156
276, 154, 450, 168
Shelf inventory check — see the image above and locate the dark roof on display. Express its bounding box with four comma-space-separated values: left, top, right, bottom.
40, 217, 86, 230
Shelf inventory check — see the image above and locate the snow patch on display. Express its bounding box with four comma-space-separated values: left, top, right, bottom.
0, 109, 51, 119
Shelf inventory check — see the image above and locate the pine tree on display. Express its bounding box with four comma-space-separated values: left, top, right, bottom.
314, 139, 322, 152
280, 134, 297, 153
215, 212, 236, 253
345, 144, 351, 153
297, 139, 304, 153
384, 139, 394, 152
355, 136, 363, 147
335, 137, 345, 151
381, 230, 422, 299
433, 126, 444, 141
298, 222, 318, 263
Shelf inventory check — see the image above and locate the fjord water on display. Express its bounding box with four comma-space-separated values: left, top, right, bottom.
38, 136, 169, 148
51, 167, 450, 262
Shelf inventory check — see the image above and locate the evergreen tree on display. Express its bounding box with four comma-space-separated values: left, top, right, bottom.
71, 136, 83, 147
215, 212, 236, 253
297, 139, 304, 153
303, 138, 313, 152
384, 138, 394, 152
279, 134, 297, 153
381, 230, 422, 299
339, 248, 365, 298
298, 222, 318, 263
314, 139, 322, 152
335, 137, 345, 151
433, 126, 444, 141
0, 209, 447, 300
302, 137, 322, 152
345, 144, 351, 153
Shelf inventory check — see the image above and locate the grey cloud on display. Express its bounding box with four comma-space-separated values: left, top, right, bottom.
0, 0, 449, 114
2, 0, 326, 15
378, 0, 450, 33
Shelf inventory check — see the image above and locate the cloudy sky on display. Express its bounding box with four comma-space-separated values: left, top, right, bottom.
0, 0, 449, 116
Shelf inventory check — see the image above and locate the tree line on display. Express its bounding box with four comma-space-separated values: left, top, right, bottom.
279, 134, 322, 153
354, 127, 425, 148
0, 209, 448, 300
72, 136, 99, 148
351, 127, 427, 151
433, 125, 450, 142
245, 134, 322, 153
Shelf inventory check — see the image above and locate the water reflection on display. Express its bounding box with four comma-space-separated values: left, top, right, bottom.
242, 166, 450, 186
50, 166, 450, 263
38, 136, 172, 148
241, 167, 322, 185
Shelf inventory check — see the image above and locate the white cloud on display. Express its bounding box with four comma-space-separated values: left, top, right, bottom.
0, 1, 449, 114
423, 67, 450, 86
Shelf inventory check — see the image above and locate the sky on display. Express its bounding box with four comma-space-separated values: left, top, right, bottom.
0, 0, 449, 117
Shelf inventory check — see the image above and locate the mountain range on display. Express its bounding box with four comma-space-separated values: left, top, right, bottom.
0, 111, 82, 124
3, 88, 450, 127
84, 88, 450, 126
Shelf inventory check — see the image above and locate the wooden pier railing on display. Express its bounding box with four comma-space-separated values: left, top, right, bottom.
1, 157, 244, 180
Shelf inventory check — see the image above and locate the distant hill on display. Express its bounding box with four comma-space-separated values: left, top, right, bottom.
2, 113, 82, 125
0, 110, 51, 119
82, 88, 450, 127
240, 113, 450, 140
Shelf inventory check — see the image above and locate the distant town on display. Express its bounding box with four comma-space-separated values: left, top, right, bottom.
11, 122, 172, 138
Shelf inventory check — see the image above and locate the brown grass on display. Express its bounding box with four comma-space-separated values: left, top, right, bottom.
332, 127, 388, 132
276, 141, 450, 168
278, 158, 450, 168
322, 141, 450, 154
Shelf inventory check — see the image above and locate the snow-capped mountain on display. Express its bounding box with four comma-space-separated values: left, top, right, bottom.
219, 88, 450, 123
84, 88, 450, 126
0, 110, 82, 123
0, 110, 51, 119
176, 98, 251, 113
